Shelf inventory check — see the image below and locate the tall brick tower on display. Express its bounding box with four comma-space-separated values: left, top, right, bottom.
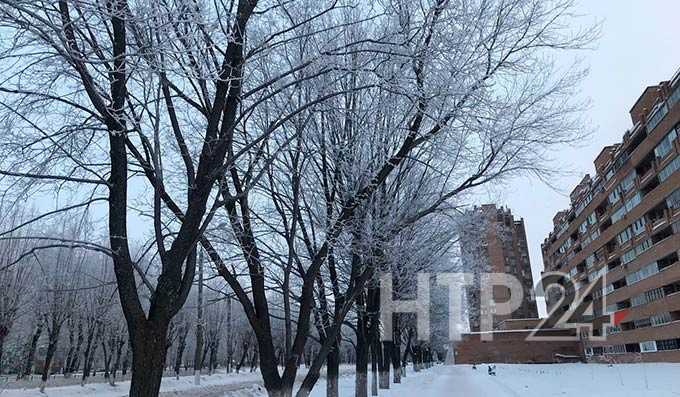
461, 204, 539, 331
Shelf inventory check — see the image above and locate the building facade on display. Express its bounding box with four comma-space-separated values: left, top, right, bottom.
462, 204, 538, 332
541, 67, 680, 362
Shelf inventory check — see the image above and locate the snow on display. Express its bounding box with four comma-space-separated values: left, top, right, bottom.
4, 363, 680, 397
301, 363, 680, 397
0, 371, 266, 397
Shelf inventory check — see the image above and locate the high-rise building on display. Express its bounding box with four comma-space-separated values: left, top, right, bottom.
461, 204, 538, 332
541, 67, 680, 362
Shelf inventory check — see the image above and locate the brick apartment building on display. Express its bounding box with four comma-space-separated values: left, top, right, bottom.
461, 204, 538, 332
541, 67, 680, 362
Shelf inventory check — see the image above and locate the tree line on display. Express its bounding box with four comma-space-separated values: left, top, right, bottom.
0, 0, 596, 396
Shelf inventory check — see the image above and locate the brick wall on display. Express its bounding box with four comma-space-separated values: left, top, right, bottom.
454, 330, 583, 364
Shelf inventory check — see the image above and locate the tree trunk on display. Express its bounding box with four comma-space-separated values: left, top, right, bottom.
235, 342, 249, 374
102, 339, 114, 384
112, 338, 125, 384
249, 347, 258, 373
209, 340, 219, 375
63, 322, 76, 376
81, 322, 98, 386
40, 324, 62, 393
122, 346, 130, 376
380, 341, 391, 389
225, 298, 233, 374
391, 340, 401, 384
82, 340, 99, 386
200, 341, 210, 370
370, 342, 378, 396
18, 321, 42, 380
0, 330, 6, 374
174, 330, 187, 379
194, 248, 204, 385
367, 286, 380, 396
128, 323, 169, 397
326, 337, 340, 397
355, 300, 369, 397
69, 322, 84, 374
402, 328, 413, 377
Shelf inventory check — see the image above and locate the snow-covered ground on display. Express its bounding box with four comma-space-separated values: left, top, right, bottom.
304, 363, 680, 397
4, 363, 680, 396
0, 366, 352, 397
0, 371, 264, 397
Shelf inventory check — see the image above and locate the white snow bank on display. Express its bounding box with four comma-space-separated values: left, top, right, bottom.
1, 371, 264, 397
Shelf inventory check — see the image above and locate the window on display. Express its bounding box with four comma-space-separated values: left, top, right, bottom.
586, 254, 596, 268
632, 217, 646, 235
626, 192, 642, 211
606, 303, 618, 314
606, 168, 615, 181
631, 293, 646, 307
638, 261, 659, 279
622, 249, 636, 265
640, 340, 657, 352
620, 171, 636, 191
582, 235, 592, 247
585, 212, 596, 225
634, 239, 652, 256
634, 317, 652, 329
603, 344, 626, 354
590, 229, 600, 241
659, 155, 680, 182
667, 188, 680, 210
632, 287, 665, 307
558, 239, 571, 254
609, 189, 621, 205
588, 266, 606, 283
647, 103, 668, 131
579, 221, 588, 234
606, 325, 622, 335
651, 312, 672, 326
657, 339, 680, 351
568, 266, 578, 278
647, 287, 665, 302
617, 226, 633, 245
611, 204, 627, 223
670, 84, 680, 107
626, 261, 659, 285
655, 128, 678, 159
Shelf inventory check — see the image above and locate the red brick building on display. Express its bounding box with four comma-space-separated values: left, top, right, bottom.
541, 67, 680, 362
461, 205, 538, 331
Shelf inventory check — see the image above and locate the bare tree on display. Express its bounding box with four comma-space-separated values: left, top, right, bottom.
0, 235, 31, 373
36, 243, 84, 392
0, 1, 595, 397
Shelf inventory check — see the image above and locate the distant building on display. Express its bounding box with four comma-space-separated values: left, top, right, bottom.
461, 204, 538, 332
541, 67, 680, 362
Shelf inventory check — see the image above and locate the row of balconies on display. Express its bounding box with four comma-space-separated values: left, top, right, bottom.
547, 166, 679, 275
545, 231, 680, 312
544, 89, 680, 262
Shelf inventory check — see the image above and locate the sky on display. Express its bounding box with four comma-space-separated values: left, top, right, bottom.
488, 0, 680, 316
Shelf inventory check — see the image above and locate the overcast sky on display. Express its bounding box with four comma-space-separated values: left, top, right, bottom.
487, 0, 680, 316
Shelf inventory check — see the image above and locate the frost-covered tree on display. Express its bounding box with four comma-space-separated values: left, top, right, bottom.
0, 0, 595, 396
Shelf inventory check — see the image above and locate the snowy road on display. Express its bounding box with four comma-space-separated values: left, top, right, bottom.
306, 363, 680, 397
